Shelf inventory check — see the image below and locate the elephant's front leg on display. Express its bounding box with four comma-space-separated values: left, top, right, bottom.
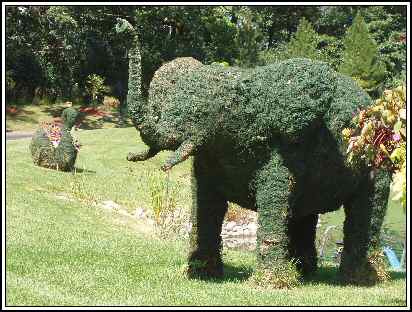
187, 156, 228, 279
161, 140, 195, 171
254, 152, 301, 288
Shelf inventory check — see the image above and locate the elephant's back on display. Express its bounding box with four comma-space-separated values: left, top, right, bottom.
238, 58, 337, 140
152, 63, 247, 137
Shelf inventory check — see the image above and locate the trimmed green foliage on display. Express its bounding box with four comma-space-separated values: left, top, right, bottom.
29, 107, 80, 171
148, 57, 203, 124
114, 18, 144, 129
85, 74, 108, 105
127, 45, 390, 287
339, 13, 386, 94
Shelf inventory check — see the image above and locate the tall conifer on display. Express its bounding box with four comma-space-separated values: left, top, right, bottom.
339, 13, 386, 93
287, 17, 319, 60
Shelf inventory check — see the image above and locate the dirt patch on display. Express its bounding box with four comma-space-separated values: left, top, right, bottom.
97, 200, 155, 236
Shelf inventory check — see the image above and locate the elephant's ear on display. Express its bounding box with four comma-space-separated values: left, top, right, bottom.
148, 57, 204, 116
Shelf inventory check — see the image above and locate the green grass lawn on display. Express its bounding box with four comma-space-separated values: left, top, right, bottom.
5, 127, 407, 306
6, 100, 131, 132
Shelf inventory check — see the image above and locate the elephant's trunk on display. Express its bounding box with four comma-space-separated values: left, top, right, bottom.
127, 31, 145, 128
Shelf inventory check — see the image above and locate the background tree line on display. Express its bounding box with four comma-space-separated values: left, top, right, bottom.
5, 5, 407, 109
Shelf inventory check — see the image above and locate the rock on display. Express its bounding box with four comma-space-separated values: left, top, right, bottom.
247, 223, 258, 233
134, 207, 146, 219
100, 200, 121, 210
185, 222, 192, 233
224, 221, 237, 231
55, 193, 74, 202
231, 228, 244, 237
241, 228, 252, 237
118, 209, 132, 218
225, 240, 235, 249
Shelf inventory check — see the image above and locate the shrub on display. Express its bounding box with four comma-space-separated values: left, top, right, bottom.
210, 61, 230, 67
342, 85, 406, 210
103, 96, 120, 110
146, 169, 186, 234
85, 74, 109, 105
6, 70, 16, 97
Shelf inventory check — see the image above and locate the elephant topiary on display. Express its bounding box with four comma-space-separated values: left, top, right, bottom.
121, 21, 390, 288
30, 107, 81, 171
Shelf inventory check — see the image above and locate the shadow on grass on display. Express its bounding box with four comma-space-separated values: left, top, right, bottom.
191, 263, 406, 287
77, 115, 126, 130
383, 298, 407, 306
6, 107, 38, 126
7, 101, 133, 131
389, 270, 406, 281
189, 263, 254, 283
303, 265, 406, 286
41, 105, 66, 117
221, 263, 254, 282
303, 265, 340, 286
73, 167, 96, 174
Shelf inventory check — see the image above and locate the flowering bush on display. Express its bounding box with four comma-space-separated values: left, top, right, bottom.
342, 85, 406, 210
72, 134, 81, 152
41, 122, 63, 148
85, 74, 109, 104
41, 121, 81, 151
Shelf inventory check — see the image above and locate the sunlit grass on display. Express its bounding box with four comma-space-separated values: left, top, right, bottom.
5, 128, 407, 306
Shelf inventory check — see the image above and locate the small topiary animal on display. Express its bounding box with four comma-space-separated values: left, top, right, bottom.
122, 20, 391, 288
30, 107, 81, 171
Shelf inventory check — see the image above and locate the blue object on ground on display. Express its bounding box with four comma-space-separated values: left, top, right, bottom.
383, 246, 401, 270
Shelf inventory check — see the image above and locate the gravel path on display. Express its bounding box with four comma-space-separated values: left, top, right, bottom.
6, 131, 34, 140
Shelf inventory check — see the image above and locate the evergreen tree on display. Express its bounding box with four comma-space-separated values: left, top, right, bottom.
234, 6, 263, 68
287, 17, 319, 60
339, 12, 386, 94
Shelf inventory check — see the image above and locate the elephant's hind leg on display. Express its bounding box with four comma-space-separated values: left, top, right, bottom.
288, 214, 319, 275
